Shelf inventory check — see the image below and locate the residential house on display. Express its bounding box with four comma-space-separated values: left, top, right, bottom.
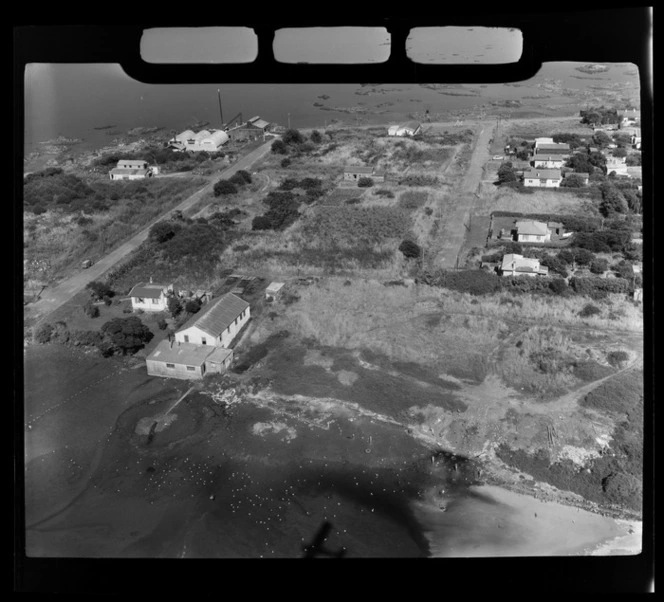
175, 292, 250, 349
522, 168, 562, 188
533, 142, 570, 157
146, 340, 233, 380
619, 109, 640, 128
606, 156, 629, 176
344, 165, 375, 181
128, 282, 174, 312
515, 220, 551, 243
532, 153, 565, 169
500, 254, 549, 277
109, 159, 153, 180
388, 121, 422, 137
533, 137, 554, 149
265, 282, 285, 301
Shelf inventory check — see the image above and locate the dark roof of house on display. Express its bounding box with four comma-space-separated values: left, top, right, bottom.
533, 153, 565, 161
523, 169, 562, 179
128, 283, 168, 299
179, 293, 249, 338
344, 165, 373, 174
147, 339, 214, 366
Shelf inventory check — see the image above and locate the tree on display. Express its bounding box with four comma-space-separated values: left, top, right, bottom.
310, 130, 323, 144
561, 174, 586, 188
574, 248, 596, 266
357, 177, 374, 188
497, 162, 517, 184
282, 129, 305, 145
228, 172, 247, 187
612, 132, 632, 147
83, 300, 100, 318
167, 295, 182, 317
612, 147, 628, 158
516, 149, 530, 161
399, 239, 422, 259
252, 215, 273, 230
590, 258, 609, 274
101, 316, 153, 355
33, 322, 54, 344
599, 183, 628, 217
236, 169, 252, 184
579, 304, 601, 318
86, 280, 114, 301
625, 153, 642, 166
549, 278, 568, 295
149, 220, 182, 244
271, 139, 288, 155
213, 179, 238, 196
592, 130, 612, 148
157, 317, 168, 330
184, 299, 202, 314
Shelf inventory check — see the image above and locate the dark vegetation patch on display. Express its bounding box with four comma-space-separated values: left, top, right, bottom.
231, 330, 291, 374
580, 369, 643, 415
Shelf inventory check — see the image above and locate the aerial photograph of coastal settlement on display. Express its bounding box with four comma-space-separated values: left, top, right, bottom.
22, 47, 647, 561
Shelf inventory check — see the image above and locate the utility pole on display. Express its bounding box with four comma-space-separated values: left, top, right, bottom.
217, 89, 224, 128
288, 113, 291, 129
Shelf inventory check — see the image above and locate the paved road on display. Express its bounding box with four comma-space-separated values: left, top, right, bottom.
27, 139, 276, 326
434, 120, 497, 268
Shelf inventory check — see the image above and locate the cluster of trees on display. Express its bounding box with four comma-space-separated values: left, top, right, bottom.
33, 315, 153, 356
92, 146, 225, 171
579, 107, 620, 126
565, 149, 607, 175
24, 169, 95, 214
278, 177, 325, 201
552, 133, 587, 149
213, 169, 252, 196
496, 162, 517, 185
357, 177, 374, 188
398, 239, 422, 259
252, 190, 302, 231
148, 214, 228, 262
271, 128, 323, 158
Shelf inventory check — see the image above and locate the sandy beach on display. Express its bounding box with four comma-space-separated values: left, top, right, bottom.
414, 484, 642, 557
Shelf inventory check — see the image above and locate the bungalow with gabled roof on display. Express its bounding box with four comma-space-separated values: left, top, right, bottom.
175, 292, 250, 349
500, 254, 549, 277
523, 168, 562, 188
515, 220, 551, 243
128, 282, 174, 312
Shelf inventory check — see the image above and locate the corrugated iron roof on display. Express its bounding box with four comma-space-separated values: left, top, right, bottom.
515, 220, 549, 236
117, 159, 148, 167
206, 347, 233, 364
180, 293, 249, 338
344, 165, 373, 174
535, 143, 570, 151
128, 283, 168, 299
147, 339, 215, 365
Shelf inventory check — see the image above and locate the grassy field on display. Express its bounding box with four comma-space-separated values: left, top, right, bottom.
473, 185, 600, 217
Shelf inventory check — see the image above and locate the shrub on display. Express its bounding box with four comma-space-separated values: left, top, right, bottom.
590, 258, 609, 274
283, 129, 305, 145
419, 269, 502, 296
100, 316, 154, 355
549, 278, 568, 295
271, 139, 288, 155
236, 169, 252, 184
76, 215, 94, 226
69, 329, 103, 347
86, 281, 114, 301
607, 350, 630, 367
579, 303, 601, 318
167, 296, 182, 317
374, 189, 395, 198
213, 179, 238, 196
280, 158, 292, 167
424, 207, 433, 216
157, 317, 168, 330
399, 239, 422, 259
96, 340, 115, 357
83, 301, 100, 318
358, 177, 374, 188
228, 172, 247, 187
252, 216, 273, 231
33, 322, 54, 344
149, 220, 182, 244
184, 299, 202, 314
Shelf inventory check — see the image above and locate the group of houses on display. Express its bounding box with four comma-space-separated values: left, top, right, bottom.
128, 276, 288, 380
125, 280, 250, 380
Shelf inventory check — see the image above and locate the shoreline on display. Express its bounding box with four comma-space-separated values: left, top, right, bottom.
414, 483, 642, 557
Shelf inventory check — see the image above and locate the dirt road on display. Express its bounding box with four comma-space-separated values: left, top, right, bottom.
434, 120, 497, 267
27, 139, 276, 327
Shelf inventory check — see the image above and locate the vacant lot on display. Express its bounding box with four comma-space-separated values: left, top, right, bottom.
474, 185, 600, 217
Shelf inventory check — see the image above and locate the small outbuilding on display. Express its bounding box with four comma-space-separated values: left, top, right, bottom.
265, 282, 285, 301
343, 165, 375, 181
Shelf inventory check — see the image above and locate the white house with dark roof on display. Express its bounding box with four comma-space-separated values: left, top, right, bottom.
515, 220, 551, 243
110, 159, 154, 180
532, 153, 566, 169
128, 282, 174, 312
523, 168, 562, 188
500, 254, 549, 277
388, 121, 422, 137
175, 292, 250, 348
